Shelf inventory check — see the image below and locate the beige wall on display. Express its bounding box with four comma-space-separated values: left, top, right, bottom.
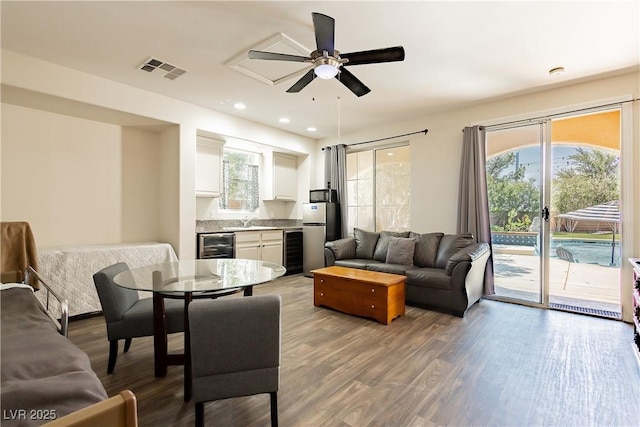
3, 104, 112, 245
121, 126, 164, 243
0, 104, 176, 247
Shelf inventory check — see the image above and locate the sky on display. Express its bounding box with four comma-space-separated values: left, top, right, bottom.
514, 145, 580, 183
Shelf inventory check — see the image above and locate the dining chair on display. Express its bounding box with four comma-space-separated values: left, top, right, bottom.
93, 262, 185, 374
188, 294, 282, 427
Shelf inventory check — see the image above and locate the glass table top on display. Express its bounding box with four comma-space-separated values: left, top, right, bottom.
113, 259, 286, 293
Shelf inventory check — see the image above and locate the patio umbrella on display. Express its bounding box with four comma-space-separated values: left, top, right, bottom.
556, 201, 620, 265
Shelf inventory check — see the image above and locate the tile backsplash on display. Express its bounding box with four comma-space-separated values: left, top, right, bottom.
196, 219, 302, 232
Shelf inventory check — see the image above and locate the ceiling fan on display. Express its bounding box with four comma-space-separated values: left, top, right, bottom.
248, 12, 405, 97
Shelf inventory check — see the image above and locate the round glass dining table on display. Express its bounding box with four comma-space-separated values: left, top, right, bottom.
114, 258, 286, 294
113, 259, 286, 401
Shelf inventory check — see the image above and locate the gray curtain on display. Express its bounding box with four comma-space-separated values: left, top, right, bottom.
324, 144, 348, 238
458, 126, 495, 295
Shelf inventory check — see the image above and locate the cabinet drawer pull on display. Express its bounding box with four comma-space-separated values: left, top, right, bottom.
320, 279, 324, 283
371, 288, 375, 293
320, 292, 324, 296
371, 305, 375, 309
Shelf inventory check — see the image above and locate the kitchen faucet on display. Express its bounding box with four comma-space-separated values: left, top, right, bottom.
241, 216, 252, 227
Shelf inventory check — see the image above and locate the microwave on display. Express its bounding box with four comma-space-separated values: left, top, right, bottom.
309, 189, 337, 203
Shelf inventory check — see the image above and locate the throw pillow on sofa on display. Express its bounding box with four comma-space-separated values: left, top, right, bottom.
373, 231, 411, 261
353, 228, 380, 259
410, 232, 444, 268
385, 237, 416, 265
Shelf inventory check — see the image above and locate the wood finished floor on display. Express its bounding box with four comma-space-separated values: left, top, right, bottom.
68, 274, 640, 427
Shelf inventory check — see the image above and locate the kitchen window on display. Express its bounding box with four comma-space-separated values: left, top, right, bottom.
220, 148, 260, 212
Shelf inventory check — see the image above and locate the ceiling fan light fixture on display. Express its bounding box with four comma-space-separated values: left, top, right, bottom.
248, 13, 405, 95
314, 57, 340, 79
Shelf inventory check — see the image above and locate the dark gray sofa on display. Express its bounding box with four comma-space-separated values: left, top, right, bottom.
324, 229, 491, 317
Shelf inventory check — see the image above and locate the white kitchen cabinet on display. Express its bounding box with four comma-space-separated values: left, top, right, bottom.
263, 152, 297, 201
273, 153, 297, 201
234, 231, 261, 260
234, 230, 283, 265
195, 136, 225, 197
260, 230, 284, 265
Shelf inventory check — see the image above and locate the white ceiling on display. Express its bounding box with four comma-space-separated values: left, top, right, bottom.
1, 1, 638, 139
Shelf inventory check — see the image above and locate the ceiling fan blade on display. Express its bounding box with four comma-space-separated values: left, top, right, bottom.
341, 46, 405, 66
286, 69, 316, 93
336, 68, 371, 97
312, 12, 335, 54
248, 50, 310, 62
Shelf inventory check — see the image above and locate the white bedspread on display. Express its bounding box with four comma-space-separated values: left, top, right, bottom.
0, 283, 34, 291
38, 242, 177, 316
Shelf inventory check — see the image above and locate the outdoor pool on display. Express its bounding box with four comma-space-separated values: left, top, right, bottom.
551, 239, 619, 266
492, 233, 621, 266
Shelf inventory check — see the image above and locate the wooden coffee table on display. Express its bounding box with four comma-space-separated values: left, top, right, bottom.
311, 266, 405, 324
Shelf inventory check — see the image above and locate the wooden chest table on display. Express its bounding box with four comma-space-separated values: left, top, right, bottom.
311, 266, 405, 324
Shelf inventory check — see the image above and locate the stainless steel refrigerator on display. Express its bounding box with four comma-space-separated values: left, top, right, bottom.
302, 202, 340, 276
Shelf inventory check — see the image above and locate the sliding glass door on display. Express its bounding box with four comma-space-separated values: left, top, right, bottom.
547, 111, 621, 317
486, 123, 545, 304
486, 110, 622, 317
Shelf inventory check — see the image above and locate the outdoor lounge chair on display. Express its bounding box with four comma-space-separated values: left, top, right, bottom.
556, 246, 578, 263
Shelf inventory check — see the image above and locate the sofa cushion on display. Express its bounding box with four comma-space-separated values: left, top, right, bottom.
335, 259, 382, 269
385, 237, 416, 265
373, 231, 411, 261
366, 263, 410, 275
354, 228, 380, 259
405, 268, 452, 290
435, 234, 475, 270
410, 232, 444, 268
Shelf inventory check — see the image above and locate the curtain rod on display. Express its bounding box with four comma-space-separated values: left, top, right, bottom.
462, 97, 640, 132
322, 128, 428, 150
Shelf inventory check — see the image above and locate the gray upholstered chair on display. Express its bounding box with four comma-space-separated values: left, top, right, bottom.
188, 295, 282, 427
92, 262, 185, 374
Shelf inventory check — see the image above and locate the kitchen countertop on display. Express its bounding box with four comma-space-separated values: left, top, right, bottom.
196, 219, 302, 234
197, 226, 303, 234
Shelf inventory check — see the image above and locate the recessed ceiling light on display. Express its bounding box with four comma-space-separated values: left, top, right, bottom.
549, 67, 565, 76
233, 102, 247, 110
279, 117, 290, 124
307, 127, 317, 132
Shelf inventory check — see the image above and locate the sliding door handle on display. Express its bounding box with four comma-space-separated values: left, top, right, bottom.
542, 206, 550, 222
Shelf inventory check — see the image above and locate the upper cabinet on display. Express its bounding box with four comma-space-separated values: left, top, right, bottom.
264, 152, 297, 201
195, 136, 225, 198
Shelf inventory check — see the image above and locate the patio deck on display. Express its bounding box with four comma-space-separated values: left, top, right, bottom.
493, 250, 620, 312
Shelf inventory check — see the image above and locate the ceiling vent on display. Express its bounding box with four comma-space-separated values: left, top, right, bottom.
226, 33, 311, 86
138, 57, 187, 80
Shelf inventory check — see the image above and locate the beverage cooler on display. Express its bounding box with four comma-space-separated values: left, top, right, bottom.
283, 230, 303, 275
